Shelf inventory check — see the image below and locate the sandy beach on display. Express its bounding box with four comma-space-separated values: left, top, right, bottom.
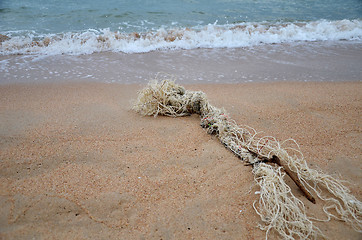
0, 81, 361, 239
1, 0, 361, 238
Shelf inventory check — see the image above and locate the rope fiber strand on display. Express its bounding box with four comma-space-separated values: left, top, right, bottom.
133, 77, 362, 239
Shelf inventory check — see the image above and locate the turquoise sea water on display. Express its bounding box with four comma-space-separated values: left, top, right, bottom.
0, 0, 361, 55
1, 0, 362, 33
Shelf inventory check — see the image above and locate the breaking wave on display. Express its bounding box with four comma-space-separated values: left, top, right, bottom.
1, 19, 361, 55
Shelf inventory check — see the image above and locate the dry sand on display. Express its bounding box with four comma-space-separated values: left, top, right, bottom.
0, 81, 361, 239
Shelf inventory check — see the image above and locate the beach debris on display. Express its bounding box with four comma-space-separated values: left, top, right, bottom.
0, 34, 10, 43
133, 76, 362, 239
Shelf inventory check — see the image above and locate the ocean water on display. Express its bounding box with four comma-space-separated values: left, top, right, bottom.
0, 0, 361, 84
0, 0, 361, 55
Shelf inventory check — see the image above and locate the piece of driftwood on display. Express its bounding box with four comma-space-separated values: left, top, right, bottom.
243, 149, 316, 204
269, 155, 316, 204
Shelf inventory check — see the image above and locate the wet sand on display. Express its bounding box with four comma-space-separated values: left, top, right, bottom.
0, 81, 361, 239
1, 42, 362, 85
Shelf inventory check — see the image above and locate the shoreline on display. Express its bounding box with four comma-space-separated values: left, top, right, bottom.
0, 81, 361, 239
1, 41, 362, 85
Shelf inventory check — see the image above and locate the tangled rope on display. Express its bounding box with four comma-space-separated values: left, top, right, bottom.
133, 77, 362, 239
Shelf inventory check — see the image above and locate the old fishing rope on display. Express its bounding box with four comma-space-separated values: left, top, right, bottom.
133, 77, 361, 239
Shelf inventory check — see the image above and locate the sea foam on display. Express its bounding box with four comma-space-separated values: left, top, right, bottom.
1, 19, 361, 55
